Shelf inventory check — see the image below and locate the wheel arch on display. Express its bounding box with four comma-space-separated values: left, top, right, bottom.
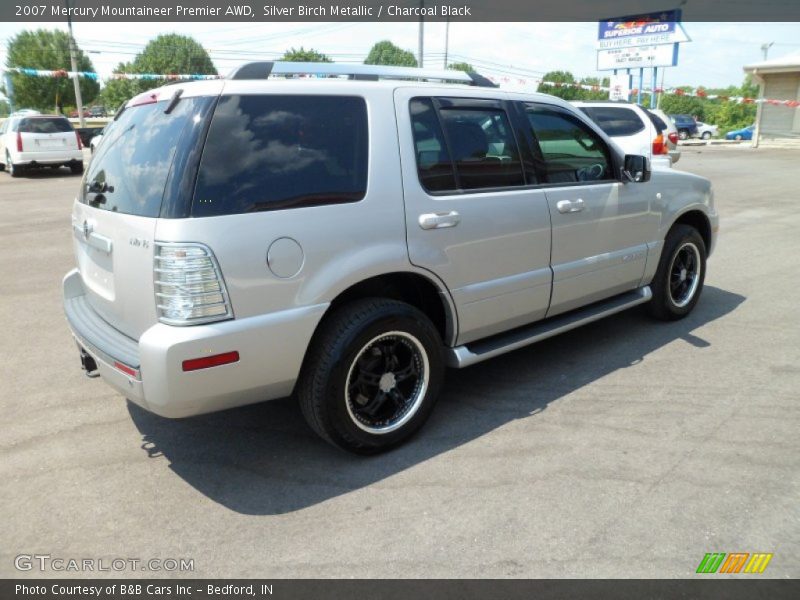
313, 271, 458, 348
669, 209, 712, 253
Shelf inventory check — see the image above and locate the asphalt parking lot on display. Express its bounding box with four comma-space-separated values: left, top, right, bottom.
1, 146, 798, 578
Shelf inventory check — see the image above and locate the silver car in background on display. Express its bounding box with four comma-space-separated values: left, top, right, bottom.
64, 63, 718, 453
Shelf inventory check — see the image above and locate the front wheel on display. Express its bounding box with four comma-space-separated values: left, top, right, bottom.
679, 130, 689, 140
648, 225, 707, 321
701, 132, 712, 140
297, 298, 444, 454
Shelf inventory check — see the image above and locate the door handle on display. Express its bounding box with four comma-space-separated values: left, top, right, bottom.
419, 211, 461, 230
556, 198, 585, 214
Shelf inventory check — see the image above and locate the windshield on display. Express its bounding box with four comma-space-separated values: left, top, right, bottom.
80, 96, 214, 217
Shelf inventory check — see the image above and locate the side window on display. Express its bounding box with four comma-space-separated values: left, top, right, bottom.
439, 107, 525, 190
409, 98, 457, 192
193, 95, 368, 216
526, 105, 613, 184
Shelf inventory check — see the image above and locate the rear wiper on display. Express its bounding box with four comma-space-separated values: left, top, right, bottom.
164, 88, 183, 114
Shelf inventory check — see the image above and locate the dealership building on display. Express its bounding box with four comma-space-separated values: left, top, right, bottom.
744, 52, 800, 145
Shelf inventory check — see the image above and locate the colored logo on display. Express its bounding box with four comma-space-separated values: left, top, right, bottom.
696, 552, 773, 574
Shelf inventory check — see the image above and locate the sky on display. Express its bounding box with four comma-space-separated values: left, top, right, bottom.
1, 20, 799, 92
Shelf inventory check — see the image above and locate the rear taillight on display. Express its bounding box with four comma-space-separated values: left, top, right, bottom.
16, 131, 23, 152
668, 132, 679, 145
154, 243, 233, 325
652, 134, 668, 155
75, 131, 82, 150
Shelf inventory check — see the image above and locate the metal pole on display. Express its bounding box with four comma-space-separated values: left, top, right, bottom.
626, 69, 631, 101
65, 0, 85, 128
651, 67, 657, 108
443, 18, 450, 69
3, 72, 15, 114
637, 68, 643, 104
761, 42, 774, 61
417, 1, 424, 68
753, 75, 765, 148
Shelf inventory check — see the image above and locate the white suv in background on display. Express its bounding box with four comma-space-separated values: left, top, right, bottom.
572, 101, 678, 168
0, 114, 84, 177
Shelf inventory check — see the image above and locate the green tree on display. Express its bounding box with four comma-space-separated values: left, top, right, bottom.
99, 62, 139, 109
447, 62, 475, 72
658, 94, 707, 120
281, 47, 332, 63
364, 40, 417, 67
540, 70, 583, 100
99, 34, 216, 108
5, 29, 99, 111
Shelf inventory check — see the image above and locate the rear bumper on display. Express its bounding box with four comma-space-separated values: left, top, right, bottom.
62, 269, 327, 418
12, 149, 83, 165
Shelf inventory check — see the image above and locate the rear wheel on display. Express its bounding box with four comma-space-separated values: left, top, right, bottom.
297, 298, 444, 454
70, 161, 84, 175
701, 131, 712, 140
734, 134, 743, 141
648, 225, 707, 321
6, 152, 22, 178
678, 129, 689, 140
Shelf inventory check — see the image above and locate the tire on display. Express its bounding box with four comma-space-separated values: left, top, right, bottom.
7, 152, 21, 178
297, 298, 445, 454
734, 134, 743, 141
70, 161, 84, 175
648, 225, 707, 321
701, 132, 712, 140
678, 130, 689, 140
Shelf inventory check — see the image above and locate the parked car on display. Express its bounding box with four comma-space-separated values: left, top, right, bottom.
648, 108, 681, 165
10, 108, 41, 117
63, 63, 718, 453
695, 121, 718, 139
725, 125, 754, 141
0, 114, 84, 177
572, 101, 672, 168
69, 108, 91, 118
89, 127, 105, 153
669, 114, 699, 140
88, 106, 108, 118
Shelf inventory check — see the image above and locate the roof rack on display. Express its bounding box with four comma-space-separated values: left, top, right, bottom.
227, 61, 497, 88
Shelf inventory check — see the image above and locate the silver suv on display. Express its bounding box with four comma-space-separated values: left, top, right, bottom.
63, 63, 718, 453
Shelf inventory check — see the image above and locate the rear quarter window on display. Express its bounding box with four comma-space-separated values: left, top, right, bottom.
578, 107, 644, 137
192, 95, 368, 216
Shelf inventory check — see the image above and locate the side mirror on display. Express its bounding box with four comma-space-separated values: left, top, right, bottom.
622, 154, 651, 183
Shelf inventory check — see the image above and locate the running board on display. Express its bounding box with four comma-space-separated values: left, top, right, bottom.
446, 286, 652, 368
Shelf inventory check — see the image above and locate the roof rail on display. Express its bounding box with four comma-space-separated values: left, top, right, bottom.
227, 61, 497, 88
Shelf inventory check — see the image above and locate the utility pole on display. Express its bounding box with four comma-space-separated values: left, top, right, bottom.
443, 18, 450, 69
65, 0, 85, 128
417, 1, 424, 68
761, 42, 774, 61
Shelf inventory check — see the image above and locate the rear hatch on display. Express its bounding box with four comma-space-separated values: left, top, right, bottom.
19, 116, 78, 152
73, 88, 218, 339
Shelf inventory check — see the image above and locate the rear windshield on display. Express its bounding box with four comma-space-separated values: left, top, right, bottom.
192, 94, 368, 216
19, 117, 73, 133
578, 107, 644, 137
643, 109, 667, 132
80, 96, 214, 217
